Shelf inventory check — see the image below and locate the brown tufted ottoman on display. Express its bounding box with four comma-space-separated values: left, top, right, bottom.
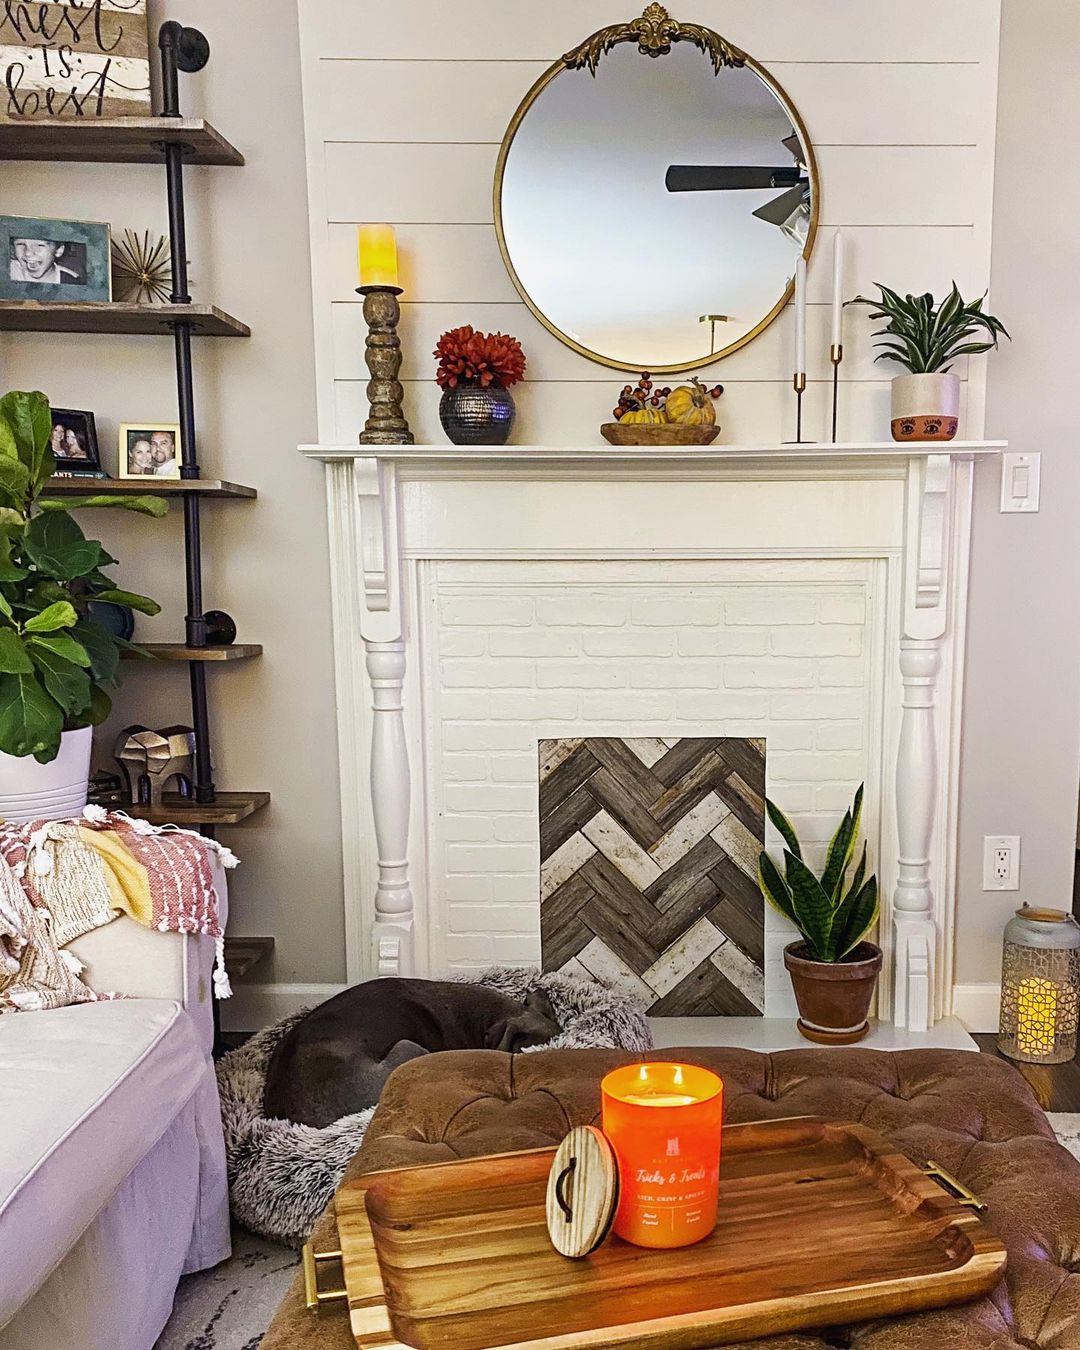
262, 1047, 1080, 1350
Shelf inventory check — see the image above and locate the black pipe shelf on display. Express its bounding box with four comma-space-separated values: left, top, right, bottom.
0, 301, 248, 337
46, 477, 257, 499
0, 117, 244, 166
123, 644, 263, 662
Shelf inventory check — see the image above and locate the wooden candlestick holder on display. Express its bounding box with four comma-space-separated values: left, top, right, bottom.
357, 284, 414, 445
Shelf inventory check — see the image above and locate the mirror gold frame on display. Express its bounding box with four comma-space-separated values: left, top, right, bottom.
493, 4, 820, 375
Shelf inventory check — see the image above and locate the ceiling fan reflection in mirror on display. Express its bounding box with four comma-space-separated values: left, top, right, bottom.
666, 133, 812, 246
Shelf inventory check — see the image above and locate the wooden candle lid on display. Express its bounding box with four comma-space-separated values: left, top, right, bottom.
545, 1125, 619, 1259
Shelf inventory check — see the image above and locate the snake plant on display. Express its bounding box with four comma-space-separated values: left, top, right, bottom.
850, 283, 1009, 375
757, 785, 879, 962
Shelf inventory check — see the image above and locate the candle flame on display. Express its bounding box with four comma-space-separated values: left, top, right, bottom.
638, 1065, 648, 1082
673, 1066, 684, 1087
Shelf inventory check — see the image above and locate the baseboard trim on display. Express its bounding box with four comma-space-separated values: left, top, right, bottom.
952, 982, 1001, 1033
221, 982, 347, 1032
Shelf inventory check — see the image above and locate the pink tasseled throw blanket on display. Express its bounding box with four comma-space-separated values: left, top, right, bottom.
0, 805, 237, 1012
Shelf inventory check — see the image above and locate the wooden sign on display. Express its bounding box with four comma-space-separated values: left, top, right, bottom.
1, 1, 151, 122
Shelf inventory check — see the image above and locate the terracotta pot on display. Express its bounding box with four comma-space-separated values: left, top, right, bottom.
783, 940, 883, 1045
890, 372, 960, 442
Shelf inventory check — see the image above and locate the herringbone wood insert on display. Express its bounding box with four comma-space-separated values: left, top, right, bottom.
539, 737, 765, 1015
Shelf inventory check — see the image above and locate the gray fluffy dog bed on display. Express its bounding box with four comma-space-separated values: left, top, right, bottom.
216, 967, 653, 1245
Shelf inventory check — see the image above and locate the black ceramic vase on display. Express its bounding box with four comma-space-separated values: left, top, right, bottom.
439, 384, 516, 446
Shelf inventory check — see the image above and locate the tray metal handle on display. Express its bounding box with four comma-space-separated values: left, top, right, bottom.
301, 1241, 348, 1312
924, 1161, 987, 1212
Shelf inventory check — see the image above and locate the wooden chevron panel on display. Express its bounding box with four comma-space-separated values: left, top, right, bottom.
540, 737, 765, 1016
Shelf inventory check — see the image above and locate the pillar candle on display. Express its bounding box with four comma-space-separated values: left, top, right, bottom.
794, 255, 807, 377
357, 224, 399, 289
831, 230, 844, 348
1016, 976, 1058, 1058
601, 1062, 723, 1250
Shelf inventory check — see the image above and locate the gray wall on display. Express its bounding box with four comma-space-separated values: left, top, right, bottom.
957, 0, 1080, 984
0, 0, 346, 985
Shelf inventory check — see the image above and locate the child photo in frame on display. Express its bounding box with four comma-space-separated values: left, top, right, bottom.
119, 423, 182, 480
1, 216, 111, 303
49, 409, 102, 476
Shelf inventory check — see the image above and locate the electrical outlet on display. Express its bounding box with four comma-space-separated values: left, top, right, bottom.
983, 835, 1020, 891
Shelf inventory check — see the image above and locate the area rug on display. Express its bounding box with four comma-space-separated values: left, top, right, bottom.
217, 968, 653, 1246
1049, 1112, 1080, 1162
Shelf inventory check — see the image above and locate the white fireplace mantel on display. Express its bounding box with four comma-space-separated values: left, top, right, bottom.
302, 440, 1004, 1032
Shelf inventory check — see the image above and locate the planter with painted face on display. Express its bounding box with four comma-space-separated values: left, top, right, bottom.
890, 371, 961, 442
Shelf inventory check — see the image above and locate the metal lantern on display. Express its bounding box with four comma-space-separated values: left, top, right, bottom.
998, 906, 1080, 1064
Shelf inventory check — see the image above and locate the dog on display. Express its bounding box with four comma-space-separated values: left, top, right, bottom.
262, 978, 562, 1128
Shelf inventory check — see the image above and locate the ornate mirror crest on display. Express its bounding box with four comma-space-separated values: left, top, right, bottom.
562, 3, 747, 75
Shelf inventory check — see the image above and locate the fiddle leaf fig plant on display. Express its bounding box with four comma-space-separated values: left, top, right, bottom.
0, 391, 167, 763
850, 282, 1009, 375
757, 784, 879, 962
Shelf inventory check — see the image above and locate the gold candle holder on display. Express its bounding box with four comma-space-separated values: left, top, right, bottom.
791, 371, 807, 443
357, 284, 414, 446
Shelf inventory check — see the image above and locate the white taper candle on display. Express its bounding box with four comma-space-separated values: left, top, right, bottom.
794, 255, 807, 376
831, 230, 844, 348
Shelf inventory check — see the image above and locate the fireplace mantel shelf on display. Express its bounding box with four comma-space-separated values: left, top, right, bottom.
302, 440, 1005, 465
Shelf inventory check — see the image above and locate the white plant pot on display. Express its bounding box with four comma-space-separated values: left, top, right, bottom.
890, 372, 961, 442
0, 725, 92, 824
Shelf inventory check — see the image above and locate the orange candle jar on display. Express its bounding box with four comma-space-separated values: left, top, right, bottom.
601, 1062, 723, 1249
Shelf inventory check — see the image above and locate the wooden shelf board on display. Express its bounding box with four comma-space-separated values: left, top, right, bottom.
224, 936, 275, 980
0, 117, 244, 166
122, 792, 270, 826
123, 643, 262, 662
0, 302, 249, 337
46, 476, 256, 499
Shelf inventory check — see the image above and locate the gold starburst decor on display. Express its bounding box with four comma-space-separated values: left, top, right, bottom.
111, 230, 174, 305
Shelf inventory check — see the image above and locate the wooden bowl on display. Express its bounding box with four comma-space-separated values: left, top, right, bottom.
600, 422, 720, 447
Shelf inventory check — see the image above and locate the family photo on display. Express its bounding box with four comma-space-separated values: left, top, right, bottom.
9, 236, 87, 286
119, 423, 182, 479
48, 409, 100, 473
0, 214, 111, 301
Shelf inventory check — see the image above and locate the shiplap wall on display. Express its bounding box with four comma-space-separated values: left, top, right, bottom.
298, 0, 1001, 447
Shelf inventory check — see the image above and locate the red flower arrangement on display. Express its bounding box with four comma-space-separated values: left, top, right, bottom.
434, 325, 526, 391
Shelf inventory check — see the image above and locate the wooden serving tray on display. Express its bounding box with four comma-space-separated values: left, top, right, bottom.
333, 1116, 1006, 1350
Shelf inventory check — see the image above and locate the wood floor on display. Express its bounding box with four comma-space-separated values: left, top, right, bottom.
974, 1033, 1080, 1112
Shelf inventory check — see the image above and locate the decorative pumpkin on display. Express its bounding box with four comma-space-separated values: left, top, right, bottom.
665, 379, 718, 426
620, 404, 666, 426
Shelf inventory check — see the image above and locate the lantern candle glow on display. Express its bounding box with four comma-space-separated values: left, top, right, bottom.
601, 1062, 723, 1250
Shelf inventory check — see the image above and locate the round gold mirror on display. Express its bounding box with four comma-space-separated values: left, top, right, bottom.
494, 6, 818, 374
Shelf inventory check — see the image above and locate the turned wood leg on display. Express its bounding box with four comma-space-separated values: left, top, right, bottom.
365, 638, 414, 975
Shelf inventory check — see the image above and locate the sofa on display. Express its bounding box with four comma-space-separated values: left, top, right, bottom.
0, 860, 231, 1350
263, 1044, 1080, 1349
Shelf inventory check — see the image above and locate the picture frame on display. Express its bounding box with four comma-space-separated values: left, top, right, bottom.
49, 409, 102, 476
118, 424, 182, 480
1, 215, 112, 303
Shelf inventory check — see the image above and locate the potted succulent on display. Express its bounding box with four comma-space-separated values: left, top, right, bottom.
0, 390, 165, 821
851, 283, 1009, 441
434, 325, 526, 446
757, 785, 881, 1044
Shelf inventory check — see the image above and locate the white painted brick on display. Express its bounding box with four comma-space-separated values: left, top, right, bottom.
493, 815, 537, 842
537, 661, 627, 689
816, 722, 864, 751
771, 628, 864, 657
449, 905, 539, 935
678, 629, 768, 657
815, 783, 862, 812
725, 660, 815, 689
491, 753, 538, 783
444, 784, 536, 812
818, 595, 867, 624
443, 815, 495, 842
444, 723, 537, 751
733, 721, 815, 750
771, 691, 865, 719
492, 874, 541, 903
489, 629, 580, 657
763, 784, 813, 812
442, 659, 534, 688
581, 691, 675, 721
447, 843, 536, 873
440, 595, 533, 626
442, 753, 488, 781
677, 691, 770, 721
788, 813, 856, 843
536, 594, 626, 626
445, 875, 493, 904
493, 934, 541, 963
583, 630, 675, 657
445, 934, 494, 963
725, 594, 815, 625
631, 596, 720, 626
490, 690, 581, 720
817, 659, 866, 687
768, 752, 867, 781
439, 630, 486, 657
630, 662, 721, 689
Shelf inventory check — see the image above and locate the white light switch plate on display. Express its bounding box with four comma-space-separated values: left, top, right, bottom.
1000, 451, 1040, 512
